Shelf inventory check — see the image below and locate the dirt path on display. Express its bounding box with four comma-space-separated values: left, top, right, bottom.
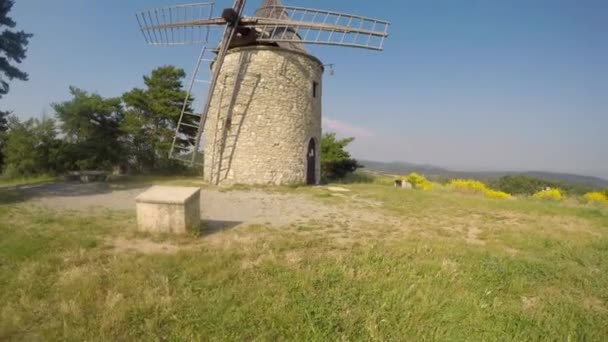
12, 182, 398, 230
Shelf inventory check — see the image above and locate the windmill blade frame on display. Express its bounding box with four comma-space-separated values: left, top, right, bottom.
137, 3, 390, 51
253, 6, 390, 51
136, 2, 216, 46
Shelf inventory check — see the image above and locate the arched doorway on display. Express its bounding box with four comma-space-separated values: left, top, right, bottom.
306, 138, 316, 185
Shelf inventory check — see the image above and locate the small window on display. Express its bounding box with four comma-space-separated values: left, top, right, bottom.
312, 81, 319, 98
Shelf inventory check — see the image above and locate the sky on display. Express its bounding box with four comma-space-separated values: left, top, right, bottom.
3, 0, 608, 179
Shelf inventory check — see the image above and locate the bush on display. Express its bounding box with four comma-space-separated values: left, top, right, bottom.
448, 179, 511, 199
405, 172, 432, 190
533, 188, 563, 201
449, 179, 487, 193
483, 189, 512, 200
583, 192, 608, 205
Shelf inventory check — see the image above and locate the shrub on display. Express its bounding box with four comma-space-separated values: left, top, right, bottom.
533, 188, 563, 201
449, 179, 488, 193
405, 172, 432, 190
583, 192, 608, 205
483, 189, 512, 200
449, 179, 511, 199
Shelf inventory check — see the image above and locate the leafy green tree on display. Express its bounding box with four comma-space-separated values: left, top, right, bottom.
2, 116, 60, 176
0, 0, 33, 99
122, 65, 194, 172
0, 110, 9, 167
491, 175, 554, 195
53, 87, 123, 170
320, 132, 362, 182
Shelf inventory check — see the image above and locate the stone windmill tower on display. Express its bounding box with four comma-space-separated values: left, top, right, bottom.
136, 0, 389, 185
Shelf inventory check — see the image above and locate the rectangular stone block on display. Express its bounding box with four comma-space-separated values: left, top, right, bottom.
135, 186, 201, 234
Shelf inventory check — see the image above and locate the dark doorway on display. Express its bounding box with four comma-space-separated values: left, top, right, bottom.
306, 138, 316, 185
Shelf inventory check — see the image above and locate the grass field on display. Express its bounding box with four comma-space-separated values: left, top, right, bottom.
0, 174, 57, 188
1, 180, 607, 340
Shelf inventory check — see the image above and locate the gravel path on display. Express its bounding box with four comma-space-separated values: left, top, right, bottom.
9, 182, 389, 229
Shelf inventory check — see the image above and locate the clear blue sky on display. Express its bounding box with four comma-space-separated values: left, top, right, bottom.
3, 0, 607, 178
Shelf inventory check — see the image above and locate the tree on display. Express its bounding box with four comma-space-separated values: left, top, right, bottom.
0, 0, 33, 99
122, 65, 194, 172
320, 132, 362, 182
2, 116, 60, 176
53, 87, 124, 170
491, 175, 555, 196
0, 110, 9, 168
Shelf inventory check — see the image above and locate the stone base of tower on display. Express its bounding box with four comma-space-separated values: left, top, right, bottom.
203, 46, 323, 186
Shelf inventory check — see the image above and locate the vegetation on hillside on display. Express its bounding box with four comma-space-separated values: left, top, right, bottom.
449, 179, 511, 199
490, 175, 592, 196
362, 160, 608, 190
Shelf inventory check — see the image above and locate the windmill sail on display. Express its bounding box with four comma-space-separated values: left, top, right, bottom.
252, 6, 389, 51
137, 2, 389, 51
136, 2, 215, 45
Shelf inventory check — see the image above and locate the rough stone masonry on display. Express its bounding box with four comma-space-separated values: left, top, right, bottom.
203, 45, 324, 186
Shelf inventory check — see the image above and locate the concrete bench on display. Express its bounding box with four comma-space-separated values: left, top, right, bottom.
135, 186, 201, 234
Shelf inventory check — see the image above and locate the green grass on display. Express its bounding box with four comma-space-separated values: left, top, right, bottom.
1, 183, 607, 340
107, 174, 207, 188
0, 174, 57, 188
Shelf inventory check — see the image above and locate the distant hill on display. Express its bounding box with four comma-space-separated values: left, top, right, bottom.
361, 160, 608, 189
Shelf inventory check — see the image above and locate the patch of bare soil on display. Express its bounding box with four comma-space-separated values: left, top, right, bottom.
20, 182, 402, 232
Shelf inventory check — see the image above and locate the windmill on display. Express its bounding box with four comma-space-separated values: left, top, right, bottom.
136, 0, 389, 185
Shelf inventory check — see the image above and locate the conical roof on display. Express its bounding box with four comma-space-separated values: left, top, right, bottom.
255, 0, 306, 53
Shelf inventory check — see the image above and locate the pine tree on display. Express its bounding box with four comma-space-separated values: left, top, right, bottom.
0, 0, 33, 98
122, 66, 194, 172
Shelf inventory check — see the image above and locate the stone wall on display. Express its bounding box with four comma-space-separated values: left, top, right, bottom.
203, 46, 324, 185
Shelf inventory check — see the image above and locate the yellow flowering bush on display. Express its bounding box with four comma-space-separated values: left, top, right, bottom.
405, 172, 432, 191
483, 189, 512, 200
449, 179, 488, 193
533, 188, 563, 201
448, 179, 511, 199
583, 192, 608, 205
